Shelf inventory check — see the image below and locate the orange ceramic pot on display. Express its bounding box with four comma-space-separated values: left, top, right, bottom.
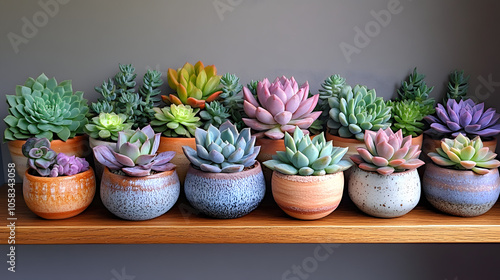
325, 133, 365, 161
8, 135, 91, 179
157, 137, 196, 184
23, 167, 96, 219
271, 170, 345, 220
256, 138, 285, 187
411, 134, 423, 150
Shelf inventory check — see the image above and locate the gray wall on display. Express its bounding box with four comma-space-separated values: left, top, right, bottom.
1, 0, 500, 279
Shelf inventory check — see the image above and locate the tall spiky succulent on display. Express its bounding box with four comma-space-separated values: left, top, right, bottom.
242, 76, 321, 139
397, 68, 435, 108
220, 73, 246, 129
424, 99, 500, 138
163, 61, 222, 109
327, 85, 392, 141
93, 125, 175, 177
84, 112, 133, 141
92, 64, 163, 129
183, 121, 260, 173
4, 73, 89, 141
388, 100, 427, 137
445, 70, 469, 103
263, 127, 352, 176
428, 133, 500, 175
200, 101, 230, 129
351, 128, 425, 175
151, 104, 201, 138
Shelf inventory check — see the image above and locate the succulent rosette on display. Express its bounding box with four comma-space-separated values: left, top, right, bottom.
50, 153, 90, 177
84, 112, 133, 141
242, 76, 321, 139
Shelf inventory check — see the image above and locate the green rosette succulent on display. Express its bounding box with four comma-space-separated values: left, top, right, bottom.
388, 100, 428, 137
220, 73, 246, 129
183, 121, 260, 173
151, 104, 201, 138
4, 73, 89, 141
428, 133, 500, 175
327, 85, 392, 141
263, 127, 352, 176
200, 101, 230, 129
84, 112, 133, 141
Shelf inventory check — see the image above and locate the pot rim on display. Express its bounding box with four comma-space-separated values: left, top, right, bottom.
187, 161, 262, 179
272, 169, 343, 181
102, 166, 177, 181
24, 166, 94, 183
8, 134, 88, 147
426, 162, 499, 176
326, 133, 364, 144
352, 165, 419, 177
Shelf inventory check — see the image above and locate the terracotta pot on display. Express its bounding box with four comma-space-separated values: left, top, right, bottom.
348, 166, 421, 218
23, 167, 96, 219
100, 167, 180, 220
8, 135, 91, 179
411, 134, 423, 150
256, 138, 285, 187
157, 137, 196, 185
88, 137, 116, 182
325, 133, 365, 161
271, 170, 344, 220
422, 163, 500, 217
184, 161, 266, 219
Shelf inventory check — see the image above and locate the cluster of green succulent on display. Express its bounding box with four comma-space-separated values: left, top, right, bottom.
92, 64, 163, 129
310, 74, 347, 135
397, 68, 435, 109
84, 112, 133, 141
444, 70, 469, 103
4, 73, 89, 141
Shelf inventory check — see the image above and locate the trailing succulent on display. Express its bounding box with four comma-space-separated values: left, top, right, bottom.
424, 99, 500, 139
182, 121, 260, 173
397, 68, 435, 110
163, 61, 222, 109
242, 76, 321, 139
387, 100, 428, 137
263, 127, 352, 176
4, 73, 89, 141
327, 85, 392, 141
350, 128, 424, 175
22, 137, 89, 177
310, 74, 347, 135
444, 70, 469, 103
93, 125, 175, 177
428, 133, 500, 175
219, 73, 246, 130
151, 104, 202, 137
92, 64, 163, 129
84, 112, 133, 141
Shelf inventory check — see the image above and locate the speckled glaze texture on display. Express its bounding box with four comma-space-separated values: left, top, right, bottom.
100, 168, 180, 221
422, 163, 500, 217
157, 136, 196, 185
23, 167, 96, 219
272, 171, 344, 220
348, 167, 421, 218
184, 161, 265, 219
8, 135, 90, 179
89, 137, 116, 183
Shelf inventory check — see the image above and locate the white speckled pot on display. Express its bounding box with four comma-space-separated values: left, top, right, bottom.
348, 166, 421, 218
100, 167, 180, 221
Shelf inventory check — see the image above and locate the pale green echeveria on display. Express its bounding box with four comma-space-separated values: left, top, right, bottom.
84, 112, 133, 141
263, 127, 352, 176
182, 121, 260, 173
151, 104, 201, 137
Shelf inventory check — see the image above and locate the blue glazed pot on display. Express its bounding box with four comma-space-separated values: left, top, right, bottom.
422, 163, 500, 217
184, 161, 266, 219
100, 167, 180, 220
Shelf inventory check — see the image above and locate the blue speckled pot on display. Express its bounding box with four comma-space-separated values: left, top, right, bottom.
184, 161, 266, 219
423, 163, 500, 217
100, 168, 180, 220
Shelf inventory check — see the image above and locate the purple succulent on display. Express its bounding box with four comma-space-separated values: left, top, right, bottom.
424, 99, 500, 138
242, 76, 321, 139
50, 153, 89, 177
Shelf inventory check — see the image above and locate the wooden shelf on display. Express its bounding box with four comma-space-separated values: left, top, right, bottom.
2, 184, 500, 244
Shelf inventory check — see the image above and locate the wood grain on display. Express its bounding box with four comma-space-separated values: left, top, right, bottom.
2, 184, 500, 244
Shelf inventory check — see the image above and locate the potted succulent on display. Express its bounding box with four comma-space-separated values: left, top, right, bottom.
93, 125, 180, 221
21, 138, 95, 219
349, 128, 425, 218
242, 76, 321, 183
423, 134, 500, 217
4, 73, 90, 178
182, 121, 265, 219
263, 127, 352, 220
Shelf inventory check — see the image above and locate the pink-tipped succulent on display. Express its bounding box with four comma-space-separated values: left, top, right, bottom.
351, 128, 425, 175
242, 76, 321, 139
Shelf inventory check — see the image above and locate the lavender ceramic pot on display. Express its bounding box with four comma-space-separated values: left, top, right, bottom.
422, 163, 500, 217
184, 162, 266, 219
100, 168, 180, 220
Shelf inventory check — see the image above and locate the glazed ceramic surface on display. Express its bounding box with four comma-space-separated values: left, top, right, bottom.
89, 137, 116, 182
271, 170, 344, 220
184, 162, 266, 219
100, 168, 180, 220
23, 167, 96, 219
348, 167, 421, 218
157, 136, 196, 185
422, 163, 500, 217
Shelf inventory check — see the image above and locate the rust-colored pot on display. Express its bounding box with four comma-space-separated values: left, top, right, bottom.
157, 137, 196, 185
411, 134, 423, 150
271, 170, 345, 220
23, 167, 96, 219
256, 138, 285, 187
325, 133, 365, 161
